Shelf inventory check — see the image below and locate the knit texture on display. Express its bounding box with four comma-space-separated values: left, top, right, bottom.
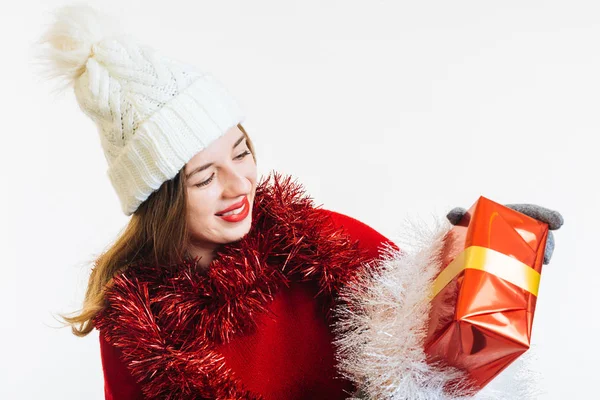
35, 4, 246, 215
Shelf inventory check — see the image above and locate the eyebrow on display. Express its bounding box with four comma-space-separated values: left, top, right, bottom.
185, 134, 246, 179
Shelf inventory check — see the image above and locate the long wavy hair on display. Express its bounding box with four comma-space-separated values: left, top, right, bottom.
59, 123, 257, 337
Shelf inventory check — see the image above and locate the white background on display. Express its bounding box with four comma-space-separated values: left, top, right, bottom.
2, 0, 597, 398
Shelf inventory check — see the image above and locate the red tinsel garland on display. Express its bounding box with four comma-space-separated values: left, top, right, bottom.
93, 171, 373, 399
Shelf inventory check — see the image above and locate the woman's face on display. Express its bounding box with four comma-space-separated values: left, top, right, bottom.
183, 125, 257, 258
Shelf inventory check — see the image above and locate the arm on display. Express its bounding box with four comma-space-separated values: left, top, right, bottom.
326, 212, 481, 399
99, 331, 145, 400
328, 211, 540, 399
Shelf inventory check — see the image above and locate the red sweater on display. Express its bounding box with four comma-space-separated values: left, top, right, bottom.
99, 209, 398, 399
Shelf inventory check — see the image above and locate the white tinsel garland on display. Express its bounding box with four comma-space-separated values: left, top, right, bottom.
332, 214, 544, 400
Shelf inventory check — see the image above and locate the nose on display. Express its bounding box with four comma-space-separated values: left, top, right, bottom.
222, 167, 252, 199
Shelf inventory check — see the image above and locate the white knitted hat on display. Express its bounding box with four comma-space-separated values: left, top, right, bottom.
34, 4, 246, 215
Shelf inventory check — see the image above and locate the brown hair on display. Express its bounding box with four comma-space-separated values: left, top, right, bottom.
58, 123, 256, 337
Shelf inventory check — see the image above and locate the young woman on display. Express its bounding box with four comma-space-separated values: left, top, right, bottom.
36, 5, 562, 400
92, 122, 396, 399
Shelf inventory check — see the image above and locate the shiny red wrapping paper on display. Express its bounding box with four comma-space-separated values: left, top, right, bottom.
424, 196, 549, 390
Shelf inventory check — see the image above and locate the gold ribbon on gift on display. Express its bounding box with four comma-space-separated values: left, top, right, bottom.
429, 245, 541, 300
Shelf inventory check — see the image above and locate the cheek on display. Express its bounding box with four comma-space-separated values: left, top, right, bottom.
186, 187, 220, 223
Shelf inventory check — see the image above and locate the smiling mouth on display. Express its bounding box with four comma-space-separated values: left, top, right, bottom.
215, 197, 247, 216
217, 203, 245, 216
216, 196, 251, 222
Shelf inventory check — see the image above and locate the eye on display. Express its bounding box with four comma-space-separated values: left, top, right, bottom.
193, 151, 251, 188
195, 173, 214, 188
235, 150, 251, 160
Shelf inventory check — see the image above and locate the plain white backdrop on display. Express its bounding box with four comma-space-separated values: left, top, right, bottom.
2, 0, 597, 398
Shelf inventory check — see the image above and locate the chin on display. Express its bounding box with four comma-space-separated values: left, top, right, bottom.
220, 217, 252, 243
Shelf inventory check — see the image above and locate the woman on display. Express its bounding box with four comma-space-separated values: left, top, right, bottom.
36, 5, 562, 400
93, 123, 394, 399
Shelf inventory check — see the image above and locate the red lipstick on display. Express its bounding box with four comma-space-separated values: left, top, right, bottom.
216, 197, 246, 215
216, 196, 250, 223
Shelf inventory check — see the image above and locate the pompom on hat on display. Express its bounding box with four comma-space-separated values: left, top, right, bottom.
34, 4, 246, 215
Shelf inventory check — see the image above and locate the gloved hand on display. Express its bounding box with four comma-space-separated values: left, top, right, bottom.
446, 203, 564, 265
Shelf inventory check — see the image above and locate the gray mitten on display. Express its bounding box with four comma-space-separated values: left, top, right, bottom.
446, 203, 564, 265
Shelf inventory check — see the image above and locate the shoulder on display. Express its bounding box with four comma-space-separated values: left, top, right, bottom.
313, 208, 399, 260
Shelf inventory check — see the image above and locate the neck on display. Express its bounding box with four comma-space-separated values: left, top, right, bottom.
186, 242, 220, 271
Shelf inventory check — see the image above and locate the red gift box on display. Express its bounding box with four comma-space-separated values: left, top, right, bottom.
424, 196, 549, 390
